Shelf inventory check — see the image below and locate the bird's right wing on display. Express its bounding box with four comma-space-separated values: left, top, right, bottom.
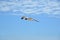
27, 18, 33, 21
27, 18, 39, 22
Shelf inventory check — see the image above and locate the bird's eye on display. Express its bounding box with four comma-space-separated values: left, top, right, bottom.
25, 18, 27, 20
21, 17, 24, 19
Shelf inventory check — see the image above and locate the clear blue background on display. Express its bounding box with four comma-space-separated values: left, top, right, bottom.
0, 13, 60, 40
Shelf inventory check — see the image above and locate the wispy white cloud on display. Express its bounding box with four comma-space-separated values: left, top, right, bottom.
0, 0, 60, 17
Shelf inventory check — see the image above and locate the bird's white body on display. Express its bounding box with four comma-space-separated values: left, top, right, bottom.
21, 16, 39, 22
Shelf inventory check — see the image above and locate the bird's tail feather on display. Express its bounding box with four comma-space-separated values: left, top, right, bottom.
33, 19, 39, 22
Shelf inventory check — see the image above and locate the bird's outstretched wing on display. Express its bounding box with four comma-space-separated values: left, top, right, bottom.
27, 18, 33, 21
27, 18, 39, 22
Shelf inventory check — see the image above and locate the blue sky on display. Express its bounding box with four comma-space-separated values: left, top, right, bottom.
0, 0, 60, 40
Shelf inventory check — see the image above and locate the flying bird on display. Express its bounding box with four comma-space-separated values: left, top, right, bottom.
21, 16, 39, 22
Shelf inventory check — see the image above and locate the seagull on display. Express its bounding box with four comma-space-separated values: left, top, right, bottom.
21, 16, 39, 22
